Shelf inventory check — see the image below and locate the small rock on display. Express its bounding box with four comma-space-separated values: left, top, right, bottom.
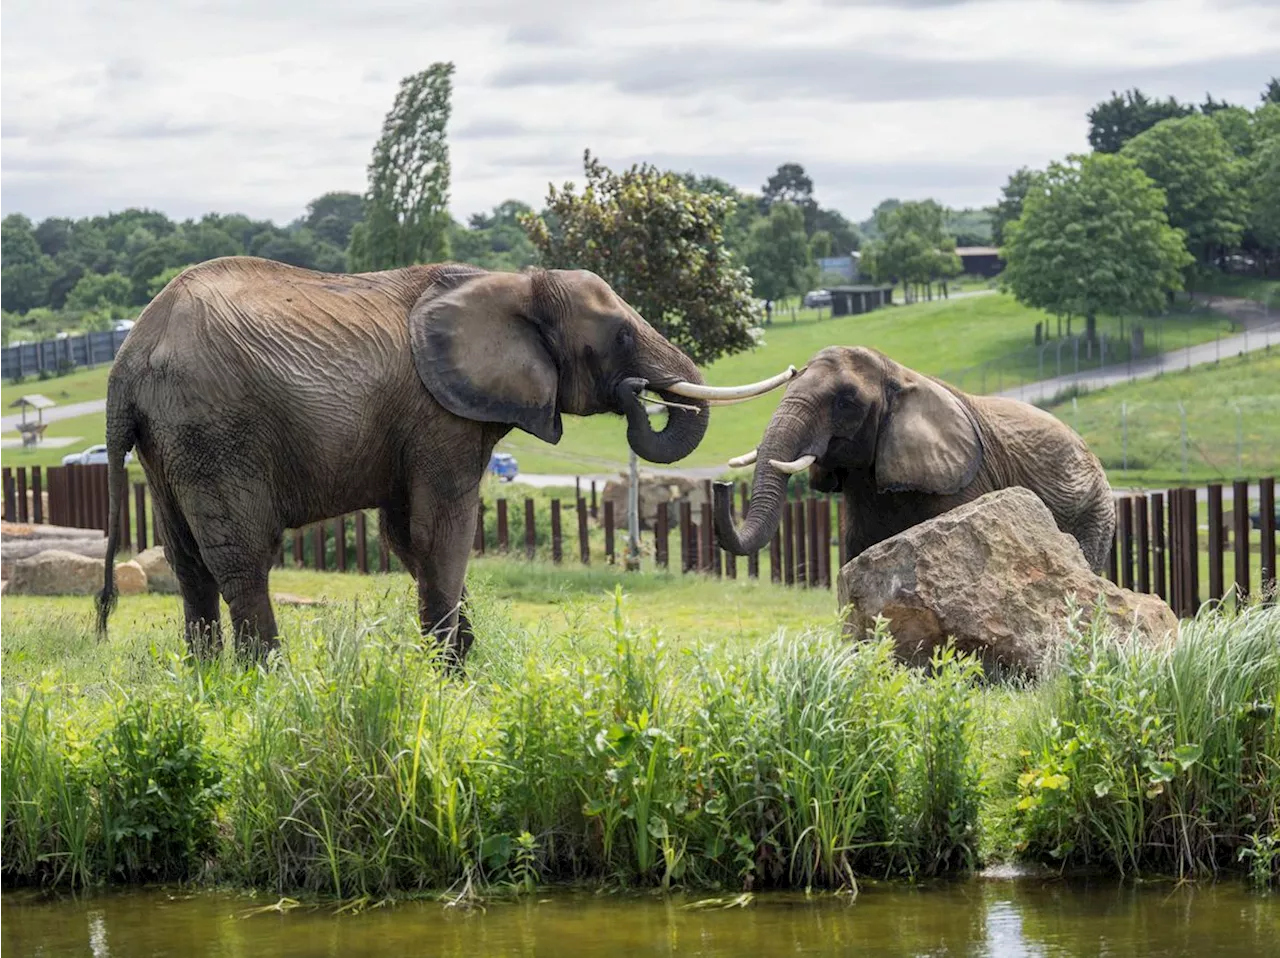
135, 546, 179, 594
838, 487, 1178, 678
114, 560, 148, 595
7, 549, 103, 596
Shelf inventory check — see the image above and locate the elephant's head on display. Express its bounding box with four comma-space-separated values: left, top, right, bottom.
410, 266, 793, 464
714, 345, 983, 553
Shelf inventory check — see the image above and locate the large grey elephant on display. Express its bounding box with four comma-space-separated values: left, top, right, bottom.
95, 256, 792, 665
713, 346, 1115, 571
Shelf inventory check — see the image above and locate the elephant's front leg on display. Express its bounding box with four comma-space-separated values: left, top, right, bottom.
410, 492, 479, 672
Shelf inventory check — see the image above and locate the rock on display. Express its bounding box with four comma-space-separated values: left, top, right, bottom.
1, 521, 105, 541
837, 487, 1178, 677
114, 560, 148, 595
598, 474, 710, 531
135, 546, 180, 594
2, 537, 108, 579
7, 549, 103, 596
273, 592, 325, 606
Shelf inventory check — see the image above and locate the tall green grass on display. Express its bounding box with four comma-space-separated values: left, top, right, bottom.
2, 583, 1276, 896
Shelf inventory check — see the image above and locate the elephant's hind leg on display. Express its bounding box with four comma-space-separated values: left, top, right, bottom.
153, 488, 223, 659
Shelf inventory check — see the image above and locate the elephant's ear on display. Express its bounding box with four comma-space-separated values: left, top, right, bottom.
409, 270, 563, 444
874, 373, 982, 495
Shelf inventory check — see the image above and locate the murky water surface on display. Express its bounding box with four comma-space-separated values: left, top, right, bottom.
3, 879, 1277, 957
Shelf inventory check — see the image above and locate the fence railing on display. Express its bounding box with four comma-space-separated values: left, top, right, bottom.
2, 329, 132, 382
3, 465, 1276, 615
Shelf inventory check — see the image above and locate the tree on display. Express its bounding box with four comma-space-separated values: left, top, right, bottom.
1263, 77, 1280, 105
744, 202, 816, 304
760, 163, 814, 212
810, 207, 861, 253
2, 215, 58, 313
808, 229, 834, 259
860, 199, 961, 301
450, 200, 538, 270
520, 150, 757, 367
1000, 152, 1193, 340
348, 62, 454, 270
1249, 136, 1280, 274
65, 271, 132, 314
301, 191, 365, 248
1087, 88, 1192, 153
988, 167, 1045, 247
857, 198, 901, 239
1121, 114, 1249, 266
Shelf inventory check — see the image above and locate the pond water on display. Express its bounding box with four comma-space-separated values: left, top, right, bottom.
3, 878, 1276, 957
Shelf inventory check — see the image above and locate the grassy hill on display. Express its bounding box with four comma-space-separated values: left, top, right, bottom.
1041, 349, 1280, 488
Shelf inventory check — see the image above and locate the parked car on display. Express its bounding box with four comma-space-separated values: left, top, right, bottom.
803, 289, 832, 308
61, 444, 134, 467
488, 451, 519, 481
114, 319, 135, 333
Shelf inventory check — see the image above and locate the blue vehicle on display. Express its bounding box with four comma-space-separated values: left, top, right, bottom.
488, 452, 519, 482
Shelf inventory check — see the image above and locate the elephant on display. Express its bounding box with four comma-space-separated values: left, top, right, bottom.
94, 256, 794, 666
713, 345, 1115, 573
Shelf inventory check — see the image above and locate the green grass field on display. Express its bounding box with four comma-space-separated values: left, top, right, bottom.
2, 363, 112, 410
1043, 350, 1280, 487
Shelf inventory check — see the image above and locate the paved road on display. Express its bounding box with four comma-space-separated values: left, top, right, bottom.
997, 296, 1279, 404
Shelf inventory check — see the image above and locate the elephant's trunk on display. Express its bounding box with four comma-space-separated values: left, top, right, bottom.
622, 386, 709, 464
714, 398, 811, 555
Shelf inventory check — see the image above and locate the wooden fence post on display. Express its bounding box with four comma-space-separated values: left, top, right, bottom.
551, 499, 562, 564
16, 468, 29, 524
680, 501, 694, 573
474, 501, 486, 555
1167, 488, 1182, 613
1152, 492, 1166, 601
1118, 496, 1134, 590
525, 498, 536, 560
1135, 494, 1150, 594
31, 466, 43, 524
607, 500, 619, 564
590, 480, 598, 519
1182, 488, 1200, 615
1207, 484, 1224, 601
769, 530, 782, 584
313, 524, 326, 572
355, 512, 369, 573
497, 499, 509, 552
782, 500, 795, 586
1260, 477, 1276, 602
577, 497, 589, 565
335, 516, 347, 572
1233, 480, 1250, 603
5, 467, 18, 523
793, 500, 807, 587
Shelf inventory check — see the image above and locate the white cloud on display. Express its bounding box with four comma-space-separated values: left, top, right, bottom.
1, 0, 1276, 225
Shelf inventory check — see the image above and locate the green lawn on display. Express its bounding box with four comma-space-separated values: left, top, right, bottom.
2, 364, 112, 410
1042, 350, 1280, 487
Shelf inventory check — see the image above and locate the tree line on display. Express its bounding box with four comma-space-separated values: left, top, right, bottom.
998, 79, 1280, 338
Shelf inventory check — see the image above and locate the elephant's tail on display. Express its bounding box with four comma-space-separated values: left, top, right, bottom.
96, 386, 137, 640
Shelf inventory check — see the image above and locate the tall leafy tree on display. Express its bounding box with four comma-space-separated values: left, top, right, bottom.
861, 199, 960, 301
744, 202, 816, 303
301, 191, 365, 248
1248, 136, 1280, 275
988, 167, 1045, 247
2, 215, 58, 313
1263, 77, 1280, 105
1088, 88, 1192, 153
1001, 153, 1193, 340
348, 63, 454, 270
1121, 114, 1249, 266
521, 150, 756, 366
760, 163, 814, 212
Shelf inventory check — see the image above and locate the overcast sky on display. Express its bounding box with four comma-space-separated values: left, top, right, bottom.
3, 0, 1278, 228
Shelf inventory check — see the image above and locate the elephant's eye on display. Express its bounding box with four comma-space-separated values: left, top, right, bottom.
834, 392, 856, 413
615, 326, 635, 350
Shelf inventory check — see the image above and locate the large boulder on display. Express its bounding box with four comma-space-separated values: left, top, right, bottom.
114, 560, 148, 595
837, 487, 1178, 677
1, 521, 107, 579
7, 549, 103, 596
598, 474, 709, 531
135, 546, 179, 594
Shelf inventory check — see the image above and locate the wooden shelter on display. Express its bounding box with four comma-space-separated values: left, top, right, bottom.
9, 394, 56, 446
828, 285, 896, 317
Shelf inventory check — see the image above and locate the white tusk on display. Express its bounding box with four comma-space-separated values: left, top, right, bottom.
768, 454, 816, 474
664, 365, 798, 402
727, 449, 758, 468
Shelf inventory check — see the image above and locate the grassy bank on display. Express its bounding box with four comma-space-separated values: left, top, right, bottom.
3, 565, 1277, 897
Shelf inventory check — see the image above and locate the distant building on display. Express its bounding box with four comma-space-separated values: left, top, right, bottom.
827, 285, 895, 317
955, 246, 1003, 277
815, 255, 856, 281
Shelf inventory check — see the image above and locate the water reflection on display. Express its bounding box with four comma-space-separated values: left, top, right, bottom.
2, 880, 1276, 958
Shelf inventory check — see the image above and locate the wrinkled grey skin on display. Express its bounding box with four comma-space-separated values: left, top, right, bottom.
715, 346, 1115, 572
96, 256, 711, 667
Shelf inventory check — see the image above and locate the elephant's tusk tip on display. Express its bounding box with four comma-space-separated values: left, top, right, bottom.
727, 449, 758, 468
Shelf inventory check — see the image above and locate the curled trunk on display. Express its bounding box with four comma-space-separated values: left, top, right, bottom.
622, 387, 709, 464
714, 400, 809, 554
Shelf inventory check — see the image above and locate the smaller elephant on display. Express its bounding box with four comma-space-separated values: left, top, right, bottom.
714, 346, 1115, 571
